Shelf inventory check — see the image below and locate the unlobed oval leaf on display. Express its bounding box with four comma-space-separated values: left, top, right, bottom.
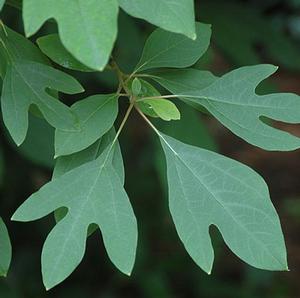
55, 94, 118, 157
135, 22, 211, 72
159, 133, 288, 273
23, 0, 119, 70
118, 0, 196, 39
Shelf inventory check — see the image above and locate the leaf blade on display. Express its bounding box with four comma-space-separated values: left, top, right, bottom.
135, 22, 211, 72
23, 0, 119, 70
118, 0, 196, 39
55, 94, 118, 157
12, 146, 137, 289
0, 218, 12, 277
160, 133, 287, 272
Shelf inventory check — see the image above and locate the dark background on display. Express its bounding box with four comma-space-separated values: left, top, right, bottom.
1, 0, 300, 297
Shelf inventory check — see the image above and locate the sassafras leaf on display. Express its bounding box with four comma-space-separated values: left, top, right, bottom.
135, 22, 211, 72
55, 94, 119, 157
23, 0, 119, 70
159, 133, 288, 273
12, 146, 137, 290
118, 0, 196, 39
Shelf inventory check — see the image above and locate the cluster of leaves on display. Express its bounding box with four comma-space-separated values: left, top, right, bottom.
1, 0, 299, 291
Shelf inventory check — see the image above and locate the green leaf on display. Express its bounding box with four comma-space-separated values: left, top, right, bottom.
53, 128, 124, 236
135, 22, 211, 72
135, 79, 180, 121
118, 0, 196, 39
55, 94, 118, 157
0, 25, 48, 78
141, 99, 180, 121
152, 65, 300, 151
54, 128, 124, 182
159, 133, 287, 273
37, 34, 94, 72
12, 145, 137, 290
149, 68, 217, 113
0, 25, 83, 145
0, 217, 12, 277
0, 0, 5, 11
1, 61, 83, 145
131, 78, 142, 96
23, 0, 119, 70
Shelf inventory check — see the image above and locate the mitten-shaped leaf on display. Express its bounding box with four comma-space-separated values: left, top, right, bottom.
12, 146, 137, 290
0, 217, 12, 277
55, 94, 118, 157
135, 22, 211, 72
118, 0, 196, 39
152, 65, 300, 151
159, 133, 287, 273
23, 0, 119, 70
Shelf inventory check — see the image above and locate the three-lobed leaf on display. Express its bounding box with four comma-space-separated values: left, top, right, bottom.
151, 65, 300, 151
0, 25, 83, 145
55, 94, 119, 157
23, 0, 119, 70
1, 61, 83, 145
0, 217, 12, 277
118, 0, 196, 39
12, 145, 137, 290
159, 133, 287, 272
135, 22, 211, 72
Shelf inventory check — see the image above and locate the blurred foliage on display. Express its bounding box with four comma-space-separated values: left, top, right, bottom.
1, 0, 300, 297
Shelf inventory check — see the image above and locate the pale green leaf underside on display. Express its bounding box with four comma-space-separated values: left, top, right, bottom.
160, 133, 287, 273
118, 0, 196, 39
1, 61, 83, 145
152, 65, 300, 151
23, 0, 119, 70
0, 217, 12, 277
55, 94, 118, 157
37, 34, 94, 72
12, 147, 137, 290
135, 22, 211, 72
